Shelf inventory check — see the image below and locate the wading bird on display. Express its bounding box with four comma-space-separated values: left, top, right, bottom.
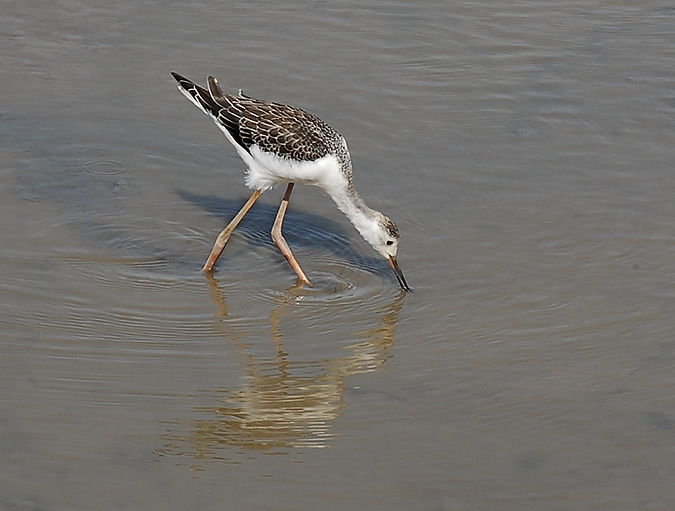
172, 72, 410, 291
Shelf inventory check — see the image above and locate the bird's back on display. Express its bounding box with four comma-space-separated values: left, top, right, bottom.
172, 73, 344, 164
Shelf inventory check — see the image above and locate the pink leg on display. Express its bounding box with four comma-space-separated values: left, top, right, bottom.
202, 189, 262, 272
271, 183, 311, 286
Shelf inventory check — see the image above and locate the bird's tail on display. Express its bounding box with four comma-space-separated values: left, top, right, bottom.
171, 72, 222, 118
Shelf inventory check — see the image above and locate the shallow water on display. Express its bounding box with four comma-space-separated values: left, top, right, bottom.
2, 0, 675, 509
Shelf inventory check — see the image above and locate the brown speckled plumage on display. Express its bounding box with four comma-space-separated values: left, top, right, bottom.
172, 73, 352, 181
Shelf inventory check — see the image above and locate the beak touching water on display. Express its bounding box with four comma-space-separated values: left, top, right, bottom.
388, 256, 412, 292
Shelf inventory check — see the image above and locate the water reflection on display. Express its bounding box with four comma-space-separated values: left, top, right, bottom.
161, 275, 404, 460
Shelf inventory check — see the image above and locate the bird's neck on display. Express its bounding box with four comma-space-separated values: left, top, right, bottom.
328, 184, 377, 239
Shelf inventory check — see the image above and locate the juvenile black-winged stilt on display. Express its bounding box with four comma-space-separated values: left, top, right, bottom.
171, 72, 410, 291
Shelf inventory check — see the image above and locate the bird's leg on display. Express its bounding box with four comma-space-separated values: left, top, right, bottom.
202, 189, 262, 272
271, 183, 312, 286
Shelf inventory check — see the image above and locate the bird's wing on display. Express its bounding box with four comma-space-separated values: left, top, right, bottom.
173, 73, 341, 161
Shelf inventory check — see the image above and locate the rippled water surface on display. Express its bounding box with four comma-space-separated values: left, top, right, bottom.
2, 0, 675, 509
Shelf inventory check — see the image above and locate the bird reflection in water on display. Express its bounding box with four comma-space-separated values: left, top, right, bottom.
159, 274, 405, 462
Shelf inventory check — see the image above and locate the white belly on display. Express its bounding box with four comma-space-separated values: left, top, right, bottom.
244, 145, 348, 192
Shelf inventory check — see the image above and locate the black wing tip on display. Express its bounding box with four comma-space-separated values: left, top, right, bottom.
207, 76, 225, 101
172, 73, 225, 103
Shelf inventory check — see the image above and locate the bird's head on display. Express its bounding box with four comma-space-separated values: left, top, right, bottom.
359, 213, 411, 292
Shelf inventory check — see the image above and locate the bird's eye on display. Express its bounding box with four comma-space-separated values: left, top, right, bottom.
386, 240, 394, 246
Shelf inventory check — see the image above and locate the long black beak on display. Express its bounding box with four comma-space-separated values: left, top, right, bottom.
388, 256, 412, 292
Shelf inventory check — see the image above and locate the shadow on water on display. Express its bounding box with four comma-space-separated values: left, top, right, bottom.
158, 273, 407, 461
176, 189, 393, 278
